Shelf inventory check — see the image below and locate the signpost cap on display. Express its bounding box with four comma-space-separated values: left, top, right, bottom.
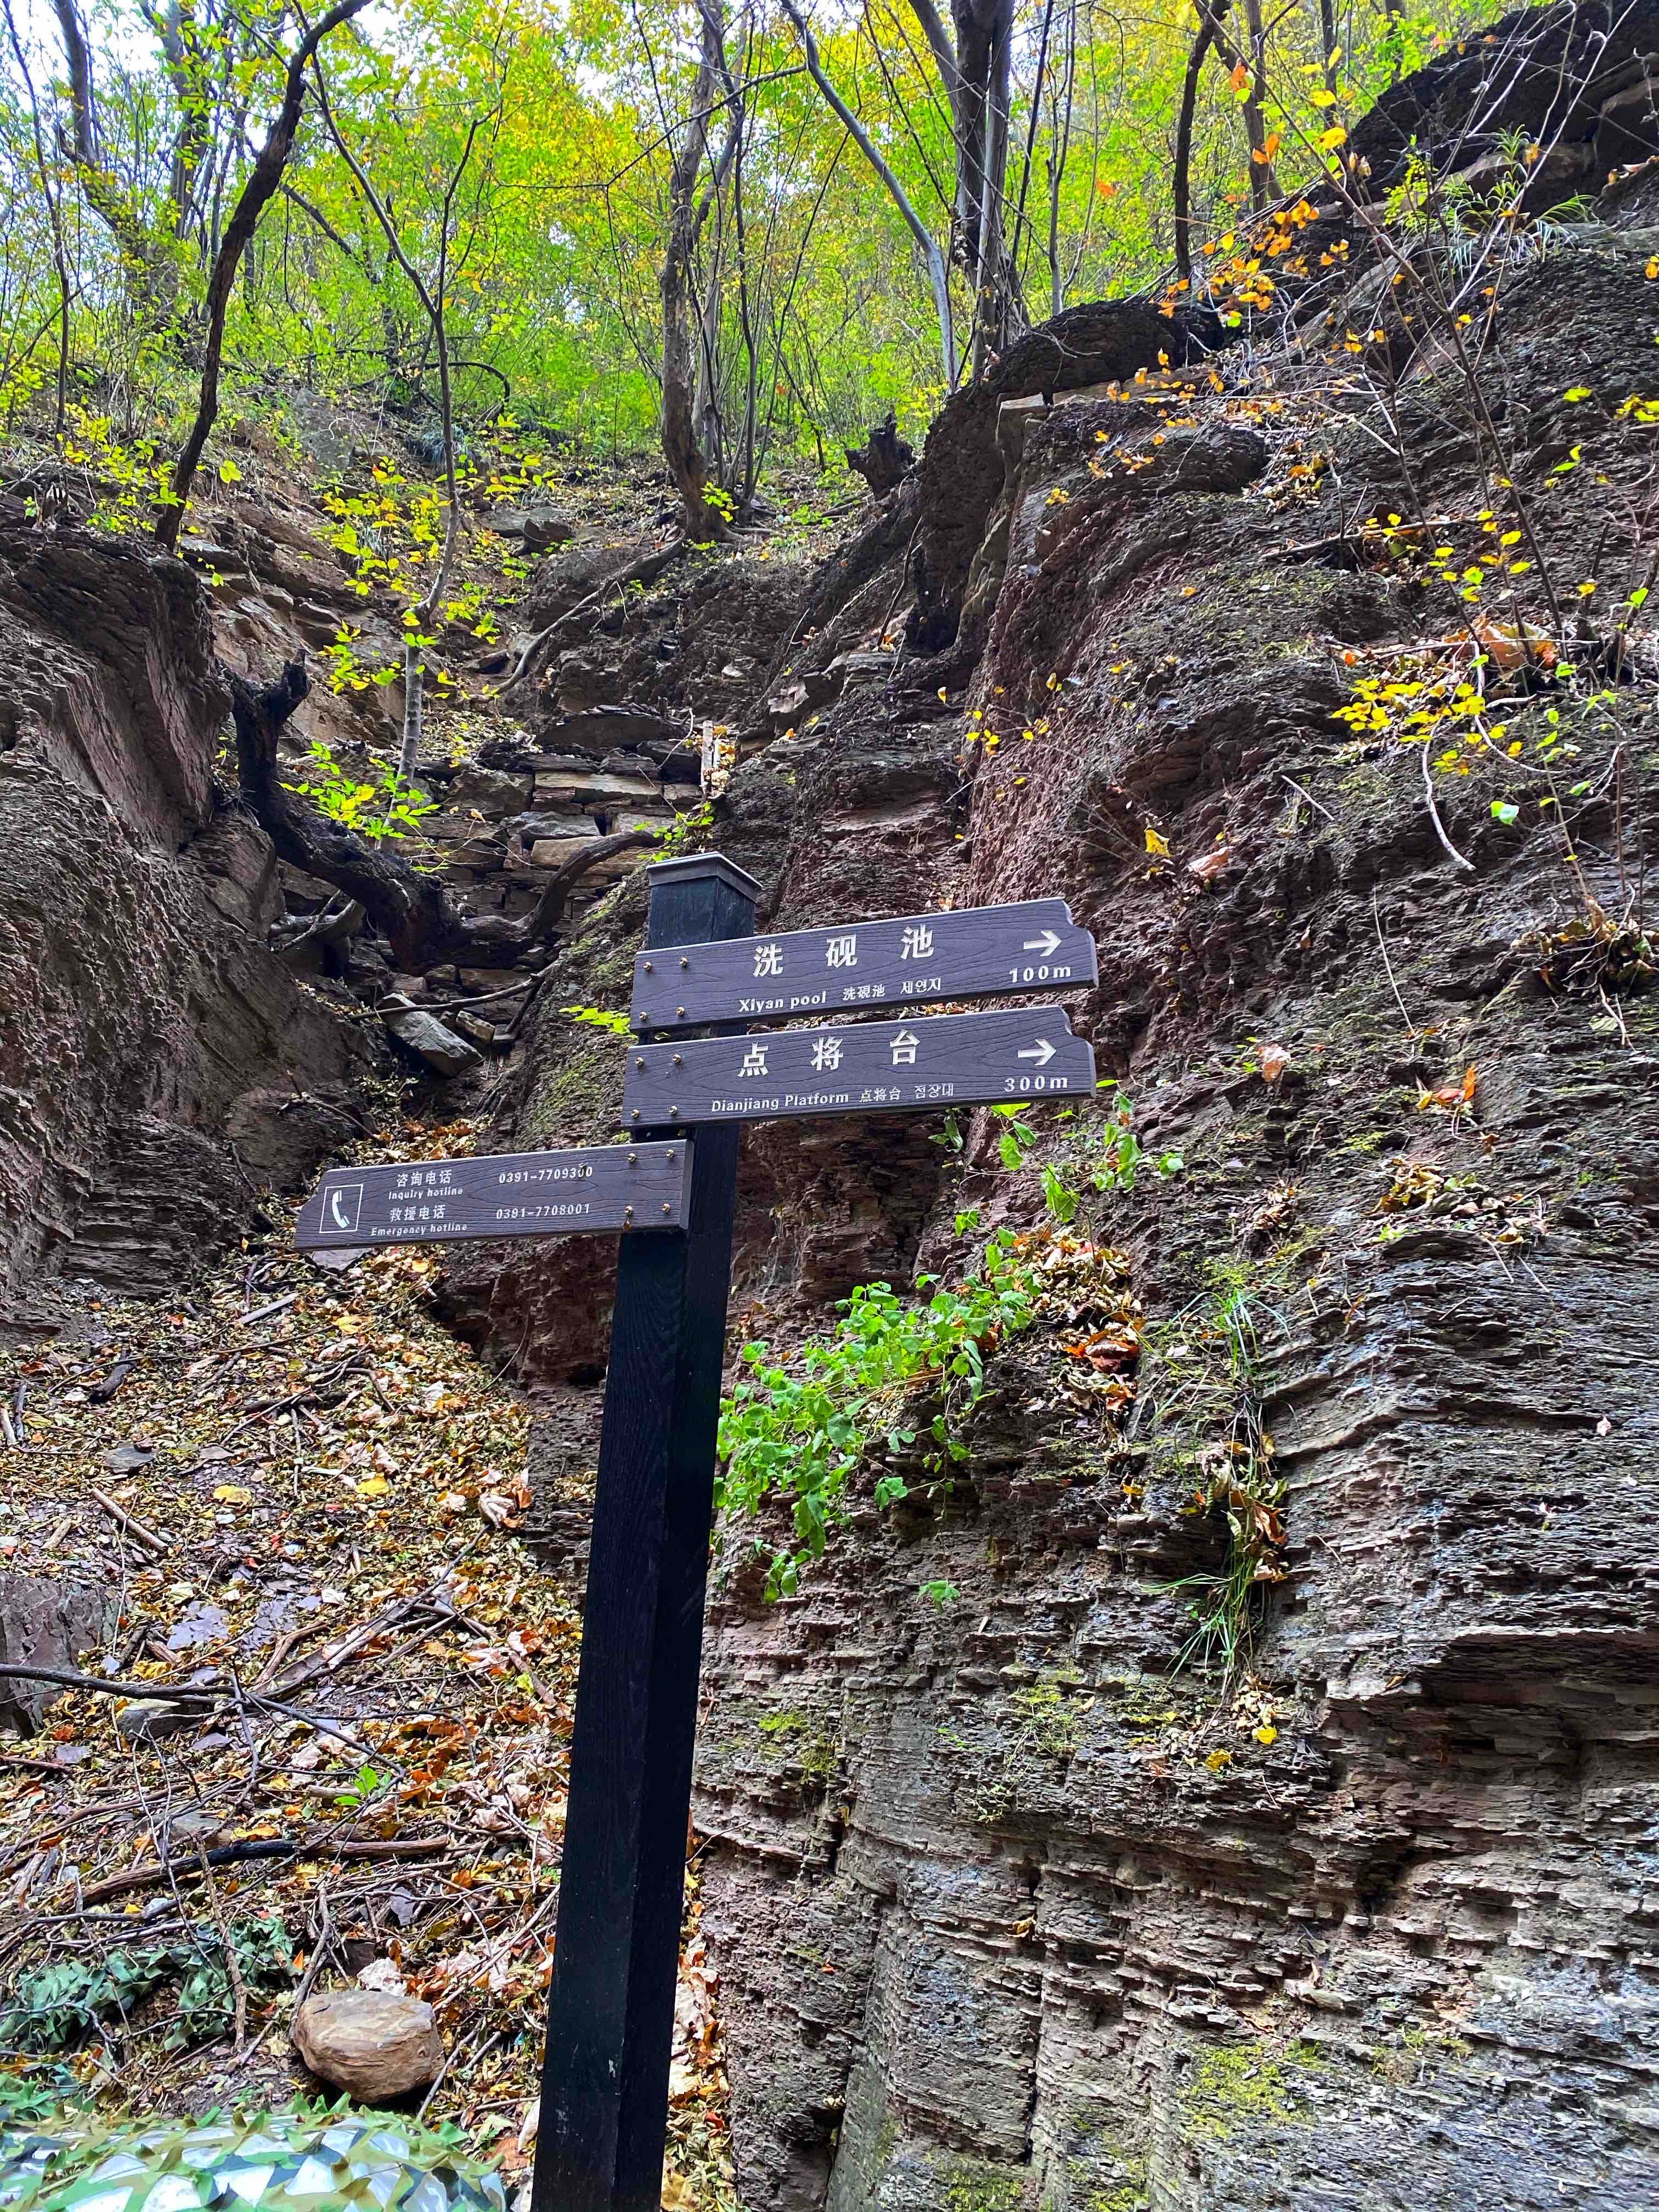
646, 850, 761, 899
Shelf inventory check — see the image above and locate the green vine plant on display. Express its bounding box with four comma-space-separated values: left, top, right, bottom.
652, 799, 716, 859
717, 1230, 1042, 1599
995, 1082, 1184, 1226
1153, 1273, 1287, 1679
283, 740, 438, 842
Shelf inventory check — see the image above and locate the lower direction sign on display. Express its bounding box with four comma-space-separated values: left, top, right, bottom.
295, 1141, 692, 1249
621, 1003, 1094, 1127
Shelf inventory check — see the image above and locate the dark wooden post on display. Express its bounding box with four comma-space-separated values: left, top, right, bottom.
531, 852, 758, 2212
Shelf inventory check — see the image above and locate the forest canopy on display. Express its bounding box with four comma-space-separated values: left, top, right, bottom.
0, 0, 1492, 503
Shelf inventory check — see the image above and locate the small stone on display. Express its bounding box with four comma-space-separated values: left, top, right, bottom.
116, 1699, 194, 1742
380, 1006, 484, 1078
102, 1442, 155, 1475
292, 1989, 443, 2098
356, 1956, 410, 1995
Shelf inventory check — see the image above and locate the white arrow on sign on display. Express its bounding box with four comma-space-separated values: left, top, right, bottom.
1017, 1038, 1056, 1066
1022, 929, 1063, 957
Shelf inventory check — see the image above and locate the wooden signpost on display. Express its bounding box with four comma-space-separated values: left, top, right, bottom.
295, 1143, 692, 1248
294, 856, 1099, 2212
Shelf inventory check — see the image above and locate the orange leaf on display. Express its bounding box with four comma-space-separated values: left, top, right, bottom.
1229, 60, 1249, 92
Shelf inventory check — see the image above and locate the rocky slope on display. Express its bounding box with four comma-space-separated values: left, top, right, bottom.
460, 132, 1659, 2212
0, 510, 371, 1302
3, 20, 1657, 2210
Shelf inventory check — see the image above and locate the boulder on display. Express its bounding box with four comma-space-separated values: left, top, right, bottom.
224, 1089, 360, 1193
0, 1575, 116, 1733
537, 705, 684, 759
488, 506, 576, 552
380, 1006, 484, 1078
445, 766, 533, 817
292, 1990, 443, 2098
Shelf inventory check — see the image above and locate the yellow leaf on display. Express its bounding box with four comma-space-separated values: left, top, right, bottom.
1318, 126, 1347, 152
1144, 826, 1170, 857
357, 1475, 390, 1499
212, 1484, 252, 1505
1253, 1725, 1278, 1746
1309, 87, 1337, 107
1205, 1748, 1234, 1771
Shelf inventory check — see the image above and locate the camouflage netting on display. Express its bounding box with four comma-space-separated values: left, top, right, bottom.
0, 2108, 508, 2212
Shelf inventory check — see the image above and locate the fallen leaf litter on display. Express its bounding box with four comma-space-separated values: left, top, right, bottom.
0, 1118, 736, 2212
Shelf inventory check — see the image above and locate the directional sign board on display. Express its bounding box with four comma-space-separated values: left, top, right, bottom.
296, 1142, 692, 1250
621, 1004, 1094, 1127
630, 896, 1097, 1031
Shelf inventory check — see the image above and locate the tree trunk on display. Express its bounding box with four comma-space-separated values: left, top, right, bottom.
662, 0, 732, 543
156, 0, 370, 554
230, 658, 654, 970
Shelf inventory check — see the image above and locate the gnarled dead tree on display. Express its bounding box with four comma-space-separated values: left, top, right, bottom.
845, 410, 915, 494
230, 657, 652, 972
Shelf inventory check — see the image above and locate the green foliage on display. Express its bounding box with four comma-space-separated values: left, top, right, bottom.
0, 0, 1499, 493
653, 802, 716, 859
560, 1003, 633, 1037
0, 1916, 291, 2055
331, 1760, 383, 1809
284, 741, 437, 840
1000, 1087, 1182, 1226
718, 1233, 1041, 1596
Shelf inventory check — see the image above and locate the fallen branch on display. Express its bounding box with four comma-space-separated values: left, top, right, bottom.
80, 1838, 296, 1904
1418, 740, 1476, 873
87, 1358, 138, 1404
333, 1837, 450, 1861
74, 1832, 450, 1906
0, 1661, 214, 1703
88, 1486, 168, 1554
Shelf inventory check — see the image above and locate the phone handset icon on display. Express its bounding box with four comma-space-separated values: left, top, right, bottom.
323, 1182, 364, 1236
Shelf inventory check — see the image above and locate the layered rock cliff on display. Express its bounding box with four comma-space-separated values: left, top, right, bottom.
0, 511, 370, 1303
465, 152, 1659, 2212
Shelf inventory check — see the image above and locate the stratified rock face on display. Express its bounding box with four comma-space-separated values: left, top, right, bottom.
0, 1573, 115, 1731
479, 201, 1659, 2212
0, 513, 368, 1302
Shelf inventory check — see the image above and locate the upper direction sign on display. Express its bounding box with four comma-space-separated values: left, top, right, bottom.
621, 1005, 1094, 1128
295, 1142, 692, 1251
629, 897, 1097, 1031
